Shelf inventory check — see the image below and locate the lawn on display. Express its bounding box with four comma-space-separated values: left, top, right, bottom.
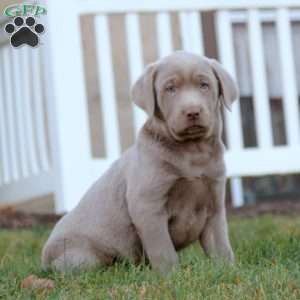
0, 215, 300, 299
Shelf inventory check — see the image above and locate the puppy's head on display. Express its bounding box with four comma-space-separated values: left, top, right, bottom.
131, 51, 239, 142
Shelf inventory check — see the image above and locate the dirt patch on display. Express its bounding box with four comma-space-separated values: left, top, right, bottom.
1, 201, 300, 229
0, 206, 61, 229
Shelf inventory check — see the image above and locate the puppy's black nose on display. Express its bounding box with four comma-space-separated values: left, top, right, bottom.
186, 111, 200, 121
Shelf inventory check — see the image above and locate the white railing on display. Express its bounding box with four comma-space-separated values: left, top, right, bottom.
0, 39, 53, 203
220, 8, 300, 177
0, 0, 299, 212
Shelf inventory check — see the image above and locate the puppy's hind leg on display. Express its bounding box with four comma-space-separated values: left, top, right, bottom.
51, 247, 101, 272
42, 235, 118, 272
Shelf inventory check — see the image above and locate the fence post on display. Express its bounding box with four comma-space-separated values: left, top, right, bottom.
43, 0, 92, 212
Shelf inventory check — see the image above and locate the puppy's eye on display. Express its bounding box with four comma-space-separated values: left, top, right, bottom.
199, 82, 209, 90
165, 84, 176, 94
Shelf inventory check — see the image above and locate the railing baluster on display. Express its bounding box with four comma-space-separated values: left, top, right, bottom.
188, 11, 204, 55
95, 15, 121, 158
0, 47, 10, 184
277, 8, 300, 146
216, 11, 244, 207
179, 12, 191, 51
11, 48, 29, 178
216, 11, 243, 150
21, 47, 39, 174
248, 9, 273, 148
156, 12, 173, 57
125, 13, 147, 136
2, 47, 18, 181
32, 47, 50, 171
179, 11, 204, 55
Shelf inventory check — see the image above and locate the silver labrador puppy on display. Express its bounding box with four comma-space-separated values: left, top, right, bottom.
42, 51, 238, 275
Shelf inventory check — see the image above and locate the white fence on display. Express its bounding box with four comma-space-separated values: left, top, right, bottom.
0, 0, 300, 212
0, 29, 53, 204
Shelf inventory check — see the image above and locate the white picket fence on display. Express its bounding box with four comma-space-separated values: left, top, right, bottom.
0, 0, 300, 212
0, 41, 53, 202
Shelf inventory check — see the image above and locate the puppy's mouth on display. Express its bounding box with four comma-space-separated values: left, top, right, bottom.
180, 125, 207, 136
170, 125, 208, 141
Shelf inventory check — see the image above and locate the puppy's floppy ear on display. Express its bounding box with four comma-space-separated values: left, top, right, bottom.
208, 59, 239, 111
131, 62, 158, 116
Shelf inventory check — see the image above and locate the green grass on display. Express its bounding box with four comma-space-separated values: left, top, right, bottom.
0, 216, 300, 299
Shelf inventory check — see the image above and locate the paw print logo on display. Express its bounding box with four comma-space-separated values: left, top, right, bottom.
4, 16, 45, 48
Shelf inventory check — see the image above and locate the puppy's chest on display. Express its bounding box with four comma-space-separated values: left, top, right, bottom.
177, 150, 225, 180
175, 141, 225, 179
180, 152, 210, 177
166, 177, 214, 249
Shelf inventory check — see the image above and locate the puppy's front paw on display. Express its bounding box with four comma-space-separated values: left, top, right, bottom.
210, 246, 235, 265
219, 247, 235, 265
152, 252, 179, 276
226, 249, 235, 265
